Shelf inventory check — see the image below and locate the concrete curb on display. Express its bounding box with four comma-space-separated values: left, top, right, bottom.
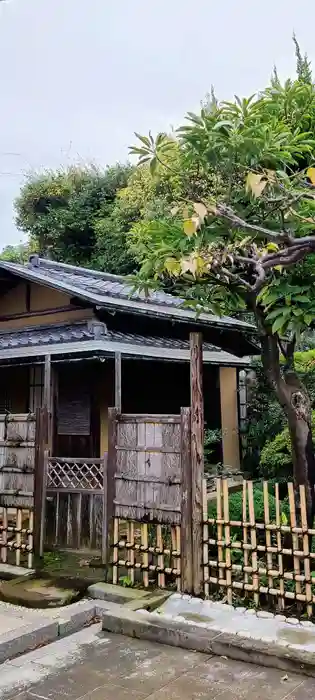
101, 606, 315, 678
0, 600, 103, 664
0, 620, 59, 664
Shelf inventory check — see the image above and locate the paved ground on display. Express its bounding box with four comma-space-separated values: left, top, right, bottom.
0, 623, 314, 700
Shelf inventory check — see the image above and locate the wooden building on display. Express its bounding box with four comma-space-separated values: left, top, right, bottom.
0, 256, 257, 470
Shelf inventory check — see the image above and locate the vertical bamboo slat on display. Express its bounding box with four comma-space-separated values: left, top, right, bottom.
242, 481, 249, 588
112, 517, 119, 585
141, 522, 149, 587
175, 525, 181, 591
288, 482, 301, 600
129, 521, 135, 585
217, 478, 224, 584
156, 524, 165, 588
248, 481, 259, 607
55, 493, 60, 546
300, 485, 312, 618
16, 509, 22, 567
28, 510, 34, 569
202, 479, 209, 597
1, 508, 7, 564
263, 482, 273, 592
275, 483, 285, 611
223, 479, 232, 604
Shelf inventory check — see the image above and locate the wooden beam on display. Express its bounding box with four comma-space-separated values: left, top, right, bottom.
34, 407, 48, 559
115, 352, 122, 413
190, 332, 204, 596
180, 406, 193, 593
44, 355, 53, 454
219, 367, 240, 470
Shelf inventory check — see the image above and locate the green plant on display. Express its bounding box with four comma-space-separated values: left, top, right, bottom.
260, 411, 315, 480
118, 575, 133, 588
204, 427, 221, 467
207, 485, 290, 540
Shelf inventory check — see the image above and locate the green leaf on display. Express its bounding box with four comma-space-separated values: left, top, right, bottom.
134, 133, 152, 149
271, 316, 287, 334
149, 157, 158, 176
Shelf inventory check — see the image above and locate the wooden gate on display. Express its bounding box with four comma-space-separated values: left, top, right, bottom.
107, 408, 192, 590
45, 455, 107, 558
0, 413, 35, 568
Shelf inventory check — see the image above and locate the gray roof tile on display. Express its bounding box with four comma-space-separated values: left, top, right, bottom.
0, 321, 248, 365
0, 258, 254, 333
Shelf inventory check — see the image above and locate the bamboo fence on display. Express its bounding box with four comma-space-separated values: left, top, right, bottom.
203, 478, 315, 617
111, 518, 181, 590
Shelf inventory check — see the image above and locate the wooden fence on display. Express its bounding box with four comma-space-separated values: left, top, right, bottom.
0, 413, 35, 568
202, 477, 315, 618
108, 408, 192, 590
45, 456, 107, 558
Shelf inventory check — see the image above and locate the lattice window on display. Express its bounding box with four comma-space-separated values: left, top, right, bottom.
47, 460, 103, 490
29, 365, 44, 412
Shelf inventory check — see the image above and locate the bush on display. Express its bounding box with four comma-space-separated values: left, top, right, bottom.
260, 411, 315, 481
207, 485, 290, 542
208, 486, 277, 522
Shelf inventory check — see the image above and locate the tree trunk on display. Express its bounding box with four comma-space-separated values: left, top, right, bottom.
286, 382, 315, 527
260, 333, 315, 527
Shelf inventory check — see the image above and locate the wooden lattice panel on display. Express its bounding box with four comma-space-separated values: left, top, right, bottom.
47, 458, 103, 491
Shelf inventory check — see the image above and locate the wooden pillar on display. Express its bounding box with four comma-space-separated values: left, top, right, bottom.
180, 406, 193, 592
219, 366, 240, 470
43, 355, 53, 455
190, 332, 204, 595
115, 352, 122, 413
34, 407, 48, 559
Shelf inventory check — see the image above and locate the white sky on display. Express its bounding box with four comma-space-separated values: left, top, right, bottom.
0, 0, 313, 246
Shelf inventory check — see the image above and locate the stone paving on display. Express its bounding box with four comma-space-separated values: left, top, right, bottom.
0, 622, 314, 700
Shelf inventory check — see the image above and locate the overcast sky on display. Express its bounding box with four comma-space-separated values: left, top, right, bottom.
0, 0, 314, 247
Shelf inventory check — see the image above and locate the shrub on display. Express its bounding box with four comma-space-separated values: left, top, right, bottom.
259, 411, 315, 481
207, 485, 290, 541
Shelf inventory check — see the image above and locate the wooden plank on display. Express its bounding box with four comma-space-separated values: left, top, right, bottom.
202, 479, 209, 597
180, 407, 193, 593
33, 407, 48, 560
115, 352, 122, 413
288, 482, 301, 600
248, 481, 259, 607
190, 332, 204, 596
101, 454, 108, 565
300, 485, 312, 618
106, 408, 118, 577
48, 457, 103, 465
44, 355, 52, 453
223, 479, 232, 605
119, 415, 181, 424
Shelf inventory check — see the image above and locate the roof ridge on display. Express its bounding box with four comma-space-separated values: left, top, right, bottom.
0, 319, 90, 336
29, 257, 126, 283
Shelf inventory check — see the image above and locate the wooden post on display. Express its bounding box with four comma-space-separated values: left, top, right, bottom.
33, 407, 48, 560
115, 352, 122, 413
180, 407, 193, 592
102, 452, 108, 565
44, 355, 53, 455
106, 407, 118, 580
190, 332, 204, 595
219, 367, 240, 470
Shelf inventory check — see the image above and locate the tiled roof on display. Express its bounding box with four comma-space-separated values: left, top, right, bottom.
0, 257, 255, 334
0, 321, 248, 366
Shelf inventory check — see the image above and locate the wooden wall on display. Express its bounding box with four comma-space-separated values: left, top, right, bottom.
0, 281, 94, 330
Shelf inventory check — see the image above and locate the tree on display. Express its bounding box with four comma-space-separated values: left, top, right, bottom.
129, 66, 315, 523
14, 164, 137, 273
